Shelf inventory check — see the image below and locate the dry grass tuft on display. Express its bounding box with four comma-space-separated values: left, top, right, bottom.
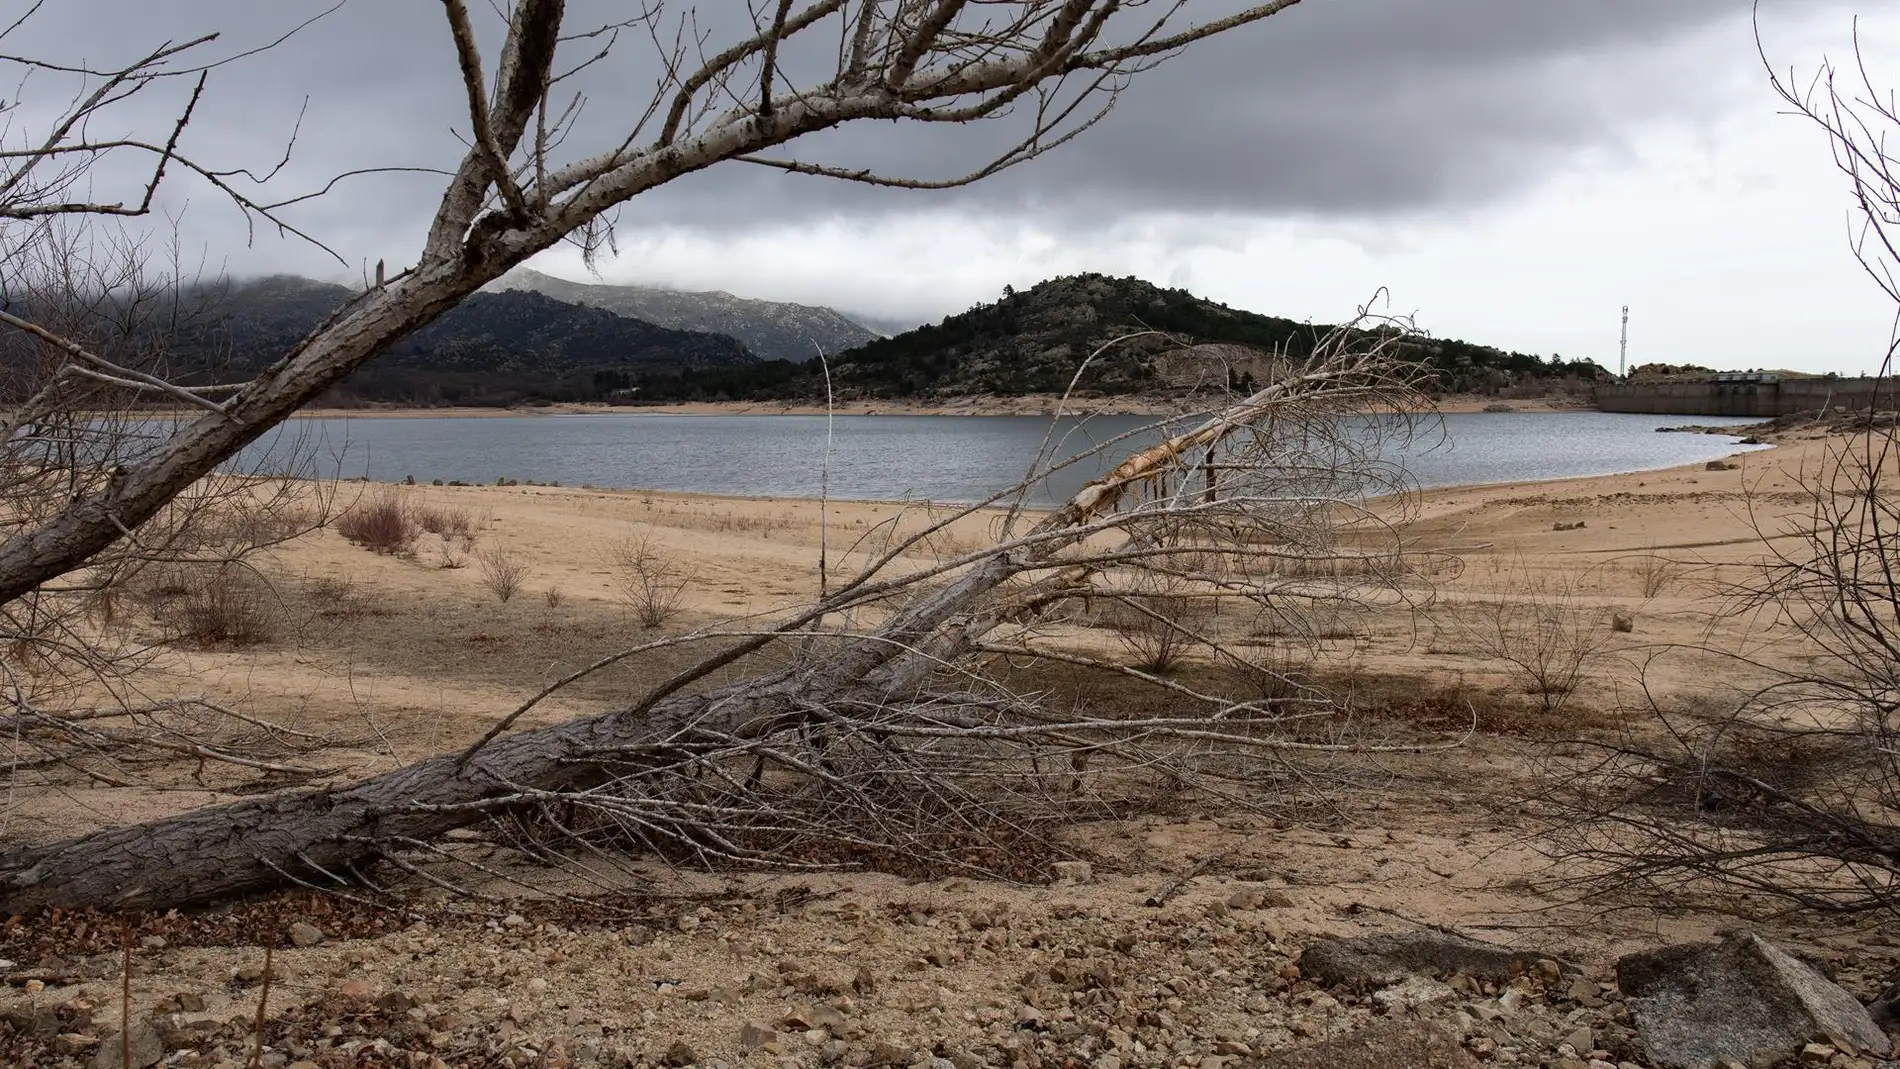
414, 503, 476, 540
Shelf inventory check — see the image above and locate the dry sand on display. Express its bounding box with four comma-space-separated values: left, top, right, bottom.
5, 422, 1892, 1067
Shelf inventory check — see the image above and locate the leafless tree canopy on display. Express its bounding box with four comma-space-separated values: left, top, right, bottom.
0, 319, 1446, 912
0, 0, 1309, 611
0, 2, 1482, 914
1534, 18, 1900, 920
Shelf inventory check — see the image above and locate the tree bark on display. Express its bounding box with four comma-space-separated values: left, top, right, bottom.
0, 366, 1365, 914
0, 671, 795, 913
0, 546, 1028, 913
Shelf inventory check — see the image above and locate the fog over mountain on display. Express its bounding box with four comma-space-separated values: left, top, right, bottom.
492, 270, 881, 363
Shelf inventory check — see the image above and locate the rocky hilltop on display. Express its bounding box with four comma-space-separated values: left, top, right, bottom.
496, 268, 880, 363
626, 273, 1605, 403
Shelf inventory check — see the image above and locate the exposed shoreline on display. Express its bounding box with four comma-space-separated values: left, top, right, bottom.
3, 411, 1852, 1069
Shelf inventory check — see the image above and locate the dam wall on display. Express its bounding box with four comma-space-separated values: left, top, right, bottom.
1595, 377, 1898, 417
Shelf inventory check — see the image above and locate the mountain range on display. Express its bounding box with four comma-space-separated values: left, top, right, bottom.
1, 270, 1602, 408
493, 269, 882, 362
164, 275, 755, 406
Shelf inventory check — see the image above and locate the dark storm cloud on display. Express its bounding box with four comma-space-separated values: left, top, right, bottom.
1, 0, 1848, 272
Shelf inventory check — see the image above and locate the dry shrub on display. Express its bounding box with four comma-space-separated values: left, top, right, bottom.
1234, 642, 1317, 707
603, 530, 692, 628
302, 572, 389, 620
414, 503, 475, 540
1353, 676, 1615, 738
144, 564, 279, 647
1261, 549, 1411, 581
336, 492, 417, 555
1249, 598, 1366, 643
1437, 578, 1616, 715
182, 502, 319, 549
543, 586, 565, 609
439, 540, 471, 570
478, 543, 526, 602
1097, 577, 1215, 674
1630, 553, 1682, 599
303, 573, 356, 603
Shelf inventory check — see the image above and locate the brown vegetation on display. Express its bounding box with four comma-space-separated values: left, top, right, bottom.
335, 492, 418, 555
601, 529, 693, 628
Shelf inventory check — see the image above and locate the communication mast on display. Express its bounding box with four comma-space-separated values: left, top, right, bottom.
1619, 305, 1629, 380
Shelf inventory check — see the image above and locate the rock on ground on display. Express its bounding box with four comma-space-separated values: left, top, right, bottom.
1870, 978, 1900, 1033
90, 1021, 163, 1069
1296, 931, 1573, 989
1617, 930, 1892, 1069
1249, 1020, 1478, 1069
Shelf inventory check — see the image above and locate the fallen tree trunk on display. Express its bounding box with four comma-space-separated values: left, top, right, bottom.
0, 665, 964, 913
0, 675, 781, 913
0, 545, 1024, 913
0, 353, 1414, 914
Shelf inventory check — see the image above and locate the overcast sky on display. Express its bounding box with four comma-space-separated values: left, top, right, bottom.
15, 0, 1900, 373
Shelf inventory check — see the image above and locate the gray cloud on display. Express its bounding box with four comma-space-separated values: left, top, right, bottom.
602, 0, 1820, 224
0, 0, 1856, 277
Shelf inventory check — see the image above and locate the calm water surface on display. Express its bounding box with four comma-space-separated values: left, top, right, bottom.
244, 411, 1768, 504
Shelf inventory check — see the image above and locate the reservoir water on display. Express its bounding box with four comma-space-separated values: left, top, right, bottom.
243, 411, 1769, 504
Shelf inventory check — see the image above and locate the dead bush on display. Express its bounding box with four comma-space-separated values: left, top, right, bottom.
303, 573, 356, 603
478, 543, 526, 602
1437, 575, 1618, 715
1097, 574, 1216, 674
1629, 553, 1682, 599
150, 564, 279, 647
1233, 642, 1318, 708
1349, 674, 1616, 738
440, 540, 471, 570
414, 503, 476, 540
336, 492, 417, 555
1251, 607, 1364, 643
302, 572, 389, 621
602, 530, 692, 628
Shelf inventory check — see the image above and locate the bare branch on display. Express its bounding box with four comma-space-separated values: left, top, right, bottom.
441, 0, 533, 220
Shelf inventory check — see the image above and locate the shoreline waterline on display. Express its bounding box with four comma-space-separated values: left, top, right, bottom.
243, 410, 1768, 505
271, 393, 1589, 421
305, 431, 1776, 513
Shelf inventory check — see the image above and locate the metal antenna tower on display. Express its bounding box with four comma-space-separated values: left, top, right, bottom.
1619, 305, 1629, 380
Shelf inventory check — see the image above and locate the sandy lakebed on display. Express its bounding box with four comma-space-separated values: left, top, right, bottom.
4, 418, 1895, 1069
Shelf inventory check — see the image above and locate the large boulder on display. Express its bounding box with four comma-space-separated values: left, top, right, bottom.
1297, 931, 1574, 989
1251, 1021, 1477, 1069
1617, 930, 1891, 1069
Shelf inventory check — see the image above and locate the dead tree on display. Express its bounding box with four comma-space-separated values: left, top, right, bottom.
0, 3, 1319, 833
0, 323, 1442, 912
1534, 19, 1900, 919
0, 218, 340, 803
0, 0, 1313, 610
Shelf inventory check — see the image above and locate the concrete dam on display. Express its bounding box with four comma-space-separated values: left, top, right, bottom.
1594, 374, 1898, 417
